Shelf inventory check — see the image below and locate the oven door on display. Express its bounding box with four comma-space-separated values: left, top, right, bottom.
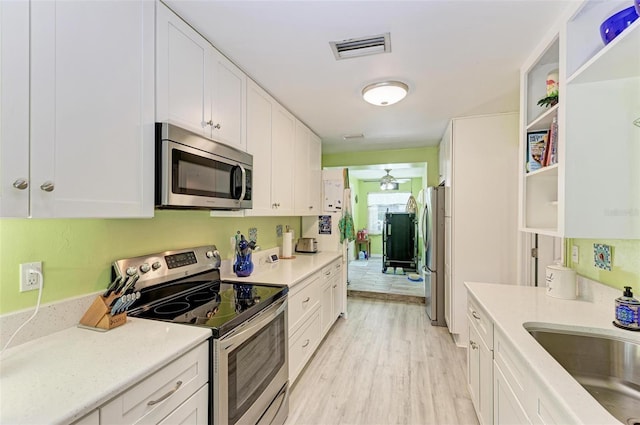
159, 139, 252, 210
214, 297, 289, 425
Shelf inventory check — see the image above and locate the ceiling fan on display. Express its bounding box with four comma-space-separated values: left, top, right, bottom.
360, 169, 410, 189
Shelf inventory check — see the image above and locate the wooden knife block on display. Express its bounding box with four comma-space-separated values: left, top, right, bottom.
79, 293, 127, 331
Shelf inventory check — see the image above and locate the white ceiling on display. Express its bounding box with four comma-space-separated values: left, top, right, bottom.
164, 0, 571, 155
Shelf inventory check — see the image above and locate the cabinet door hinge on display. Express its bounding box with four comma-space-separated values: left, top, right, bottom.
531, 248, 538, 258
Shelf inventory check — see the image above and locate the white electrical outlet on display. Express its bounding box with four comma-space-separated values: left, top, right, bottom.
20, 262, 43, 292
572, 245, 579, 263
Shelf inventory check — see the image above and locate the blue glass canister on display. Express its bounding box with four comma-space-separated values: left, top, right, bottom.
233, 252, 254, 277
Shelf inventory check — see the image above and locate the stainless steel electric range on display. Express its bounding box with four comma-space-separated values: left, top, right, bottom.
112, 246, 289, 425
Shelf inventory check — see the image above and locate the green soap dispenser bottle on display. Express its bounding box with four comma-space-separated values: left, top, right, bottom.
613, 286, 640, 331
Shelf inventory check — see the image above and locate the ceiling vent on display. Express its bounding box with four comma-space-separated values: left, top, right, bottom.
330, 33, 391, 60
343, 133, 364, 140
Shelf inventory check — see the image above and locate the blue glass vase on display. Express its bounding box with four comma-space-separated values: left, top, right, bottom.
233, 252, 254, 277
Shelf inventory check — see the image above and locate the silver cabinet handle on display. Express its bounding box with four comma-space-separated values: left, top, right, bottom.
472, 311, 481, 320
206, 120, 221, 129
325, 271, 331, 276
302, 339, 310, 348
13, 179, 28, 190
302, 297, 310, 303
147, 380, 182, 406
333, 284, 337, 288
40, 181, 54, 192
469, 341, 478, 350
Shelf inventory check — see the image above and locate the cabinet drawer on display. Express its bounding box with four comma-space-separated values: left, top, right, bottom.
157, 384, 209, 425
101, 341, 209, 425
322, 259, 342, 281
494, 328, 530, 411
288, 307, 321, 384
288, 273, 321, 333
467, 295, 493, 348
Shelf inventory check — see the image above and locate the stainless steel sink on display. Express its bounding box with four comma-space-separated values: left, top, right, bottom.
526, 327, 640, 425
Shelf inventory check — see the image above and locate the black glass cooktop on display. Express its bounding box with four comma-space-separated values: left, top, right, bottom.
128, 270, 287, 338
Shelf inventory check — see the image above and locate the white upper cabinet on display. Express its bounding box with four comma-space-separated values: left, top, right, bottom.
0, 0, 30, 217
1, 0, 155, 218
246, 80, 273, 216
156, 3, 211, 137
519, 0, 639, 239
156, 3, 246, 151
270, 103, 295, 214
294, 120, 322, 216
309, 132, 322, 214
211, 51, 247, 151
245, 79, 294, 216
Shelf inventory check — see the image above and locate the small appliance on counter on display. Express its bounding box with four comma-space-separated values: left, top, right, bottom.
545, 264, 576, 300
614, 286, 640, 331
295, 238, 318, 253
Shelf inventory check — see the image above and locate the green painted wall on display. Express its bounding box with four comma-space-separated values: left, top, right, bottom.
0, 212, 300, 314
567, 238, 640, 292
323, 146, 440, 187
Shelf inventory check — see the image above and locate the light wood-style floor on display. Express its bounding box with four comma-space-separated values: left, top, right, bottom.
286, 298, 479, 425
348, 256, 425, 299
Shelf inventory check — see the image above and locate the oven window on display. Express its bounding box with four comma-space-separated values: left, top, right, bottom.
228, 310, 286, 425
172, 149, 233, 198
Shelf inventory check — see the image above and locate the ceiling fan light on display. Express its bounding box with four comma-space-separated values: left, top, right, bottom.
380, 169, 398, 190
362, 81, 408, 106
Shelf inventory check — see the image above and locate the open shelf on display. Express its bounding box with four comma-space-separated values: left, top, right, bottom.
525, 163, 559, 178
527, 104, 559, 131
568, 20, 640, 85
520, 226, 560, 237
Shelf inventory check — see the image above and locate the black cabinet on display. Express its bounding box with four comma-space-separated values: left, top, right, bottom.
382, 212, 418, 273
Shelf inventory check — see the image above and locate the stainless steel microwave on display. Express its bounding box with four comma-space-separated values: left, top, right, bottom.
155, 123, 252, 210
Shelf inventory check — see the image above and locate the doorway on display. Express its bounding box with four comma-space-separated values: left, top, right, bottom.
335, 164, 427, 302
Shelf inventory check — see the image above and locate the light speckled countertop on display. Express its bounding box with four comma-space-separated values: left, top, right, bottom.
0, 318, 211, 424
465, 281, 640, 424
220, 251, 342, 286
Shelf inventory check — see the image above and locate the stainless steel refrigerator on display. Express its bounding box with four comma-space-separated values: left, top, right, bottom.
422, 185, 446, 326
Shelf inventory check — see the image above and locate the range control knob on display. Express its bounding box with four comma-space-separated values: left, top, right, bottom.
206, 250, 215, 259
151, 261, 162, 270
126, 266, 137, 276
139, 263, 151, 273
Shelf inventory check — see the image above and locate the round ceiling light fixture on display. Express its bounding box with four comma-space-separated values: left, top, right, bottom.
362, 81, 409, 106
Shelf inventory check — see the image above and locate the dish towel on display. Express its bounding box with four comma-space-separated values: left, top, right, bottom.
338, 188, 356, 243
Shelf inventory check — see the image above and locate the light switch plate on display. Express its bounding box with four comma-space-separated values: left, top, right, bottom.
572, 245, 579, 263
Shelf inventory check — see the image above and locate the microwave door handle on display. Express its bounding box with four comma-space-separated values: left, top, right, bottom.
238, 164, 246, 201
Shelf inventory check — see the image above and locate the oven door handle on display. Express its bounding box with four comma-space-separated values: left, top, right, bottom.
221, 297, 287, 351
256, 382, 289, 425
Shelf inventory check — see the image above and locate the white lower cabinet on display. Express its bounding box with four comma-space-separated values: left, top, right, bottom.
467, 292, 574, 425
331, 260, 344, 320
288, 308, 322, 384
321, 277, 333, 336
100, 341, 209, 425
287, 258, 345, 384
157, 384, 209, 425
467, 298, 493, 425
71, 410, 99, 425
494, 364, 531, 425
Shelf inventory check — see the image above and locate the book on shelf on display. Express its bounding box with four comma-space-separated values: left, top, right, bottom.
546, 116, 558, 166
526, 130, 548, 173
541, 128, 552, 167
